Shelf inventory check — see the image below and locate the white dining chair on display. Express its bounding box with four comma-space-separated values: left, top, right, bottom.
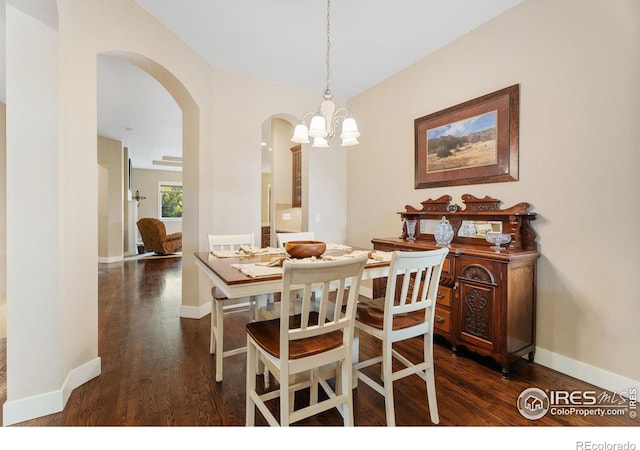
276, 231, 315, 248
353, 248, 449, 426
276, 231, 322, 305
208, 233, 256, 382
245, 255, 368, 426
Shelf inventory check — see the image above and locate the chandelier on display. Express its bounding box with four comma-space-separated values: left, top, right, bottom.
291, 0, 360, 148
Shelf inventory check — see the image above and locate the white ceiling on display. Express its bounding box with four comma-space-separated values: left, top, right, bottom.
4, 0, 525, 171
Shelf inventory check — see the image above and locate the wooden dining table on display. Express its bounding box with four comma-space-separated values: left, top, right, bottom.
194, 246, 392, 301
194, 246, 393, 381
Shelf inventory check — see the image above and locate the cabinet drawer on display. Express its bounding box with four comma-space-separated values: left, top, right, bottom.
436, 286, 451, 307
434, 307, 450, 334
458, 256, 500, 286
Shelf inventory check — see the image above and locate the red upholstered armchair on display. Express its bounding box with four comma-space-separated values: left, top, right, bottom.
137, 218, 182, 255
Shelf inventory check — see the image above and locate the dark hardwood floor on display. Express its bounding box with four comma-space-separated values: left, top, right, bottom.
0, 257, 637, 434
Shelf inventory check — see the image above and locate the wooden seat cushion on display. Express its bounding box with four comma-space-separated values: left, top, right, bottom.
246, 311, 343, 360
356, 297, 425, 331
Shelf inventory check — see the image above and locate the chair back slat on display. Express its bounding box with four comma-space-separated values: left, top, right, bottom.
384, 249, 449, 329
279, 256, 367, 356
208, 233, 254, 252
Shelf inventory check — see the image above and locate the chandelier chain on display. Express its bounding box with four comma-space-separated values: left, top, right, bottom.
325, 0, 331, 96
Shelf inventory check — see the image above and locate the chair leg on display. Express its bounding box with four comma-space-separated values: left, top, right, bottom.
280, 373, 290, 427
263, 363, 270, 389
340, 360, 354, 426
209, 297, 216, 354
352, 329, 360, 389
254, 294, 270, 388
245, 339, 257, 426
382, 340, 396, 426
289, 375, 296, 414
424, 334, 439, 424
215, 299, 224, 382
309, 369, 319, 406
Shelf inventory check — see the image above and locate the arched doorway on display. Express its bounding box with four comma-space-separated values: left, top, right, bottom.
261, 114, 307, 247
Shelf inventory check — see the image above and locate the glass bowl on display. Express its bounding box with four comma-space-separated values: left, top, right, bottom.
484, 232, 511, 252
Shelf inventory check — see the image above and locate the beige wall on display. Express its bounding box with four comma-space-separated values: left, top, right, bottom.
0, 102, 5, 339
273, 118, 294, 209
97, 135, 124, 262
347, 0, 640, 390
6, 6, 63, 421
97, 163, 109, 257
260, 172, 271, 226
271, 118, 302, 233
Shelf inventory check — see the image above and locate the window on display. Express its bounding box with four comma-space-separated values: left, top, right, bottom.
158, 181, 182, 219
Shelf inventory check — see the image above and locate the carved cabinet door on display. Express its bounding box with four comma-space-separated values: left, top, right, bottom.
455, 257, 502, 352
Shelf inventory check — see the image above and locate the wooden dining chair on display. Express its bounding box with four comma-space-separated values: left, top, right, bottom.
208, 233, 256, 382
353, 248, 448, 426
245, 255, 368, 427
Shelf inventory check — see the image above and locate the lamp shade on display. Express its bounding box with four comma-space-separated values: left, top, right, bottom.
312, 136, 329, 148
340, 117, 361, 140
308, 115, 328, 138
291, 124, 310, 144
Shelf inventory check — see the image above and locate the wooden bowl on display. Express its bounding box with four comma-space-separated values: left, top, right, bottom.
285, 240, 326, 258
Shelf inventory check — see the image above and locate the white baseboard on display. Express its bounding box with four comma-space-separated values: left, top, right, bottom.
3, 357, 101, 426
533, 347, 639, 394
98, 255, 123, 264
180, 303, 210, 319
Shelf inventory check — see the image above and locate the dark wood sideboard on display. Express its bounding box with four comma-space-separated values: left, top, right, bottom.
372, 194, 539, 379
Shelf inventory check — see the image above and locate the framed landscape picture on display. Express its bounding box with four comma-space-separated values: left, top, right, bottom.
414, 84, 519, 189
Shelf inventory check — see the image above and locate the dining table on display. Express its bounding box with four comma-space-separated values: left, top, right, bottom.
195, 245, 391, 300
194, 244, 394, 381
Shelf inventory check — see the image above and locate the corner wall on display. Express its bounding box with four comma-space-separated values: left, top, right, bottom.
0, 102, 5, 339
97, 135, 124, 263
347, 0, 640, 391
